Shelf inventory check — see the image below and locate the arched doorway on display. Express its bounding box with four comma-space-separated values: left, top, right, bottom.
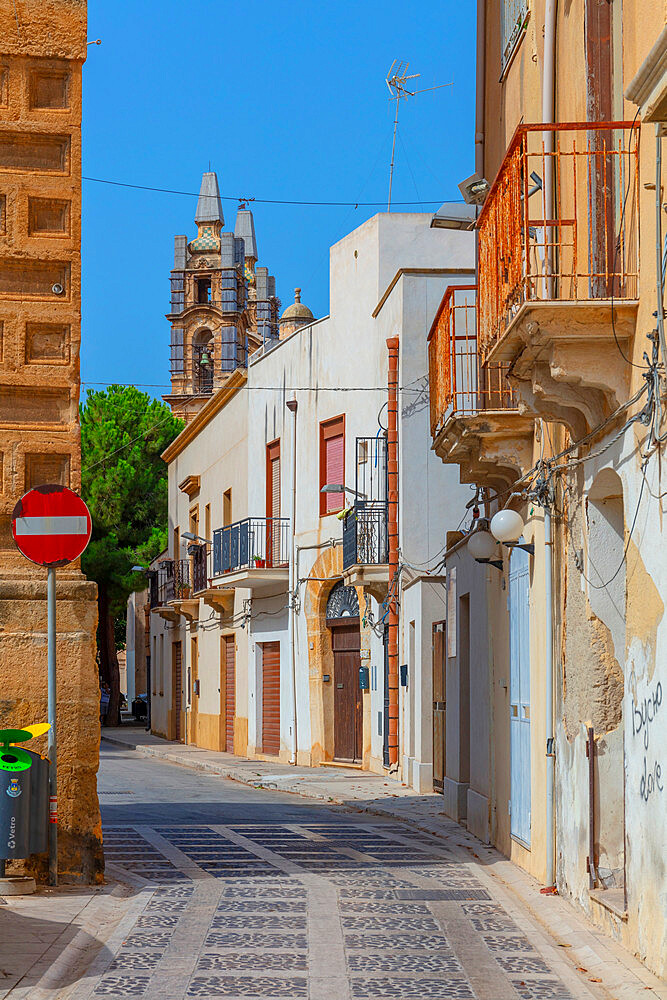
326, 582, 362, 763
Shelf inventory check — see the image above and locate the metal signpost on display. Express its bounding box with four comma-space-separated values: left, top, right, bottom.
11, 485, 92, 886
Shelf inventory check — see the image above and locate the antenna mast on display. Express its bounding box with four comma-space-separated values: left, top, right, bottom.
385, 62, 453, 211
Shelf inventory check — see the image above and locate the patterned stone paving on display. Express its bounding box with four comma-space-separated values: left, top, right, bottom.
95, 821, 580, 999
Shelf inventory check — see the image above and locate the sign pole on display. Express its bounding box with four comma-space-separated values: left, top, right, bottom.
47, 566, 57, 886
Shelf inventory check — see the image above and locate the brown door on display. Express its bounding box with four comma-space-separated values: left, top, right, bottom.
221, 635, 236, 753
261, 641, 280, 755
172, 641, 182, 742
432, 622, 446, 791
331, 621, 362, 763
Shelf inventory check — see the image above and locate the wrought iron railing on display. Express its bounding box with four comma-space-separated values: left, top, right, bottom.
191, 544, 208, 593
212, 517, 290, 576
428, 285, 516, 438
477, 122, 640, 360
343, 501, 388, 570
149, 559, 190, 605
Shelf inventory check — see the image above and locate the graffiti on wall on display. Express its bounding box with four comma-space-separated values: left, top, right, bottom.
632, 681, 663, 802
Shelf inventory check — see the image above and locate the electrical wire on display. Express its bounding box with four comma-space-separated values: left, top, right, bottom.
610, 108, 643, 369
82, 175, 447, 208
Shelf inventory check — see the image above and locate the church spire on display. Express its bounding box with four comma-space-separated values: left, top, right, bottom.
234, 203, 258, 262
195, 170, 224, 227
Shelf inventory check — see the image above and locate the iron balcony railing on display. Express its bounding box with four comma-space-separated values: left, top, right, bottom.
212, 517, 289, 576
428, 285, 517, 439
191, 543, 208, 593
343, 501, 389, 570
477, 121, 640, 360
149, 559, 192, 606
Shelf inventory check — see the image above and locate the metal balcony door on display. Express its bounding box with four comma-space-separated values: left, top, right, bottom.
432, 622, 446, 792
261, 641, 281, 756
509, 547, 531, 845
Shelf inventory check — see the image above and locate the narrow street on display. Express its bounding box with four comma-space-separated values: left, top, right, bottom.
91, 744, 590, 1000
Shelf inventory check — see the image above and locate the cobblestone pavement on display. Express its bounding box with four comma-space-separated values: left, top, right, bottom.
6, 746, 663, 1000
80, 746, 603, 1000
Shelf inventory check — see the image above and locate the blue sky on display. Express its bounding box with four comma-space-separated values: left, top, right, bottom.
82, 1, 476, 397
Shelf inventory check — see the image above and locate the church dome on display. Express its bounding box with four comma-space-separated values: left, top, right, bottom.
281, 288, 313, 322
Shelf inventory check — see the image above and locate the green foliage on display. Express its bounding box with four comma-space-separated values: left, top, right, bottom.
80, 385, 183, 622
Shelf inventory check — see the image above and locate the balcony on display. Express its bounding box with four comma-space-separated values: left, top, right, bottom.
190, 542, 235, 617
428, 285, 533, 489
340, 437, 390, 600
149, 559, 198, 623
342, 501, 389, 601
477, 121, 640, 435
211, 517, 289, 594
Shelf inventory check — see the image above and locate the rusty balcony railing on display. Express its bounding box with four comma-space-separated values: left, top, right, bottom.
428, 285, 517, 439
477, 121, 640, 360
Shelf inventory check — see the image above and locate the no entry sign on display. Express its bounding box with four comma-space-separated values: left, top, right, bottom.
11, 485, 92, 568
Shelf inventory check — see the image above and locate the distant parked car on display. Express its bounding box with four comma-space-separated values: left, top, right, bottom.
132, 693, 148, 720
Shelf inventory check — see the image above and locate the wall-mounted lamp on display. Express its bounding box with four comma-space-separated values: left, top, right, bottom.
321, 484, 366, 499
181, 531, 213, 545
467, 519, 503, 570
490, 509, 535, 554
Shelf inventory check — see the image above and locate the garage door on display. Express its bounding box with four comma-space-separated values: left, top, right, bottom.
261, 641, 281, 756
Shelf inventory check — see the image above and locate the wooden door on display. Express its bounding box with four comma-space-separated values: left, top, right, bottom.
172, 641, 182, 742
432, 622, 446, 791
261, 641, 280, 755
510, 547, 531, 845
331, 621, 362, 762
221, 635, 236, 753
266, 440, 281, 566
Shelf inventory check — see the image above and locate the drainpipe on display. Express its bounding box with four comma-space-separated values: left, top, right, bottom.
474, 0, 486, 178
386, 337, 400, 768
543, 0, 558, 295
545, 508, 555, 888
286, 397, 298, 765
656, 127, 667, 366
542, 0, 558, 892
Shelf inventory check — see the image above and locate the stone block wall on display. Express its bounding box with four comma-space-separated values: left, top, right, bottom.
0, 0, 102, 882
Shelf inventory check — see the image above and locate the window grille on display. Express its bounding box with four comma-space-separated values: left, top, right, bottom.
501, 0, 528, 73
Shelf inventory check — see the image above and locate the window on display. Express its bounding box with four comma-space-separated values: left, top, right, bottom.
159, 634, 164, 696
320, 415, 345, 515
501, 0, 529, 74
223, 488, 232, 526
152, 637, 157, 695
196, 277, 211, 303
173, 525, 180, 559
266, 440, 281, 519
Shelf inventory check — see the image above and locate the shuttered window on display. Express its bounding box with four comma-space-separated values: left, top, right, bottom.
261, 641, 281, 756
320, 415, 345, 515
267, 440, 281, 519
223, 635, 235, 754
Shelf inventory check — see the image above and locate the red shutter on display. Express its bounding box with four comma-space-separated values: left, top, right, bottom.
320, 416, 345, 515
325, 434, 344, 512
261, 641, 281, 755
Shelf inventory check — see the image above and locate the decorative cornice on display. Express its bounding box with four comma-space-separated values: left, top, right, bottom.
178, 475, 201, 498
625, 27, 667, 123
161, 370, 247, 463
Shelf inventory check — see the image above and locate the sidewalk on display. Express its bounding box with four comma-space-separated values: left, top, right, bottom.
102, 726, 666, 1000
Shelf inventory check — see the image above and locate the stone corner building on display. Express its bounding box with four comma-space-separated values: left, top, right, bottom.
0, 0, 102, 882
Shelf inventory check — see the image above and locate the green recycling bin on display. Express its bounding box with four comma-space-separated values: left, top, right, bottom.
0, 733, 49, 860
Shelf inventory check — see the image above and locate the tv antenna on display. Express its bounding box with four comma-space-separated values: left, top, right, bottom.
385, 61, 453, 211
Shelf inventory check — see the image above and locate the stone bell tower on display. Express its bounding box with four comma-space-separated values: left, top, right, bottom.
164, 173, 281, 423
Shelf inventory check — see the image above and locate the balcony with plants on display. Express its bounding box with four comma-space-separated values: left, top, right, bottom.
211, 517, 290, 594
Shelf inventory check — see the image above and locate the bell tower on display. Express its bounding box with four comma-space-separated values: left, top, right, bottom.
164, 172, 281, 423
